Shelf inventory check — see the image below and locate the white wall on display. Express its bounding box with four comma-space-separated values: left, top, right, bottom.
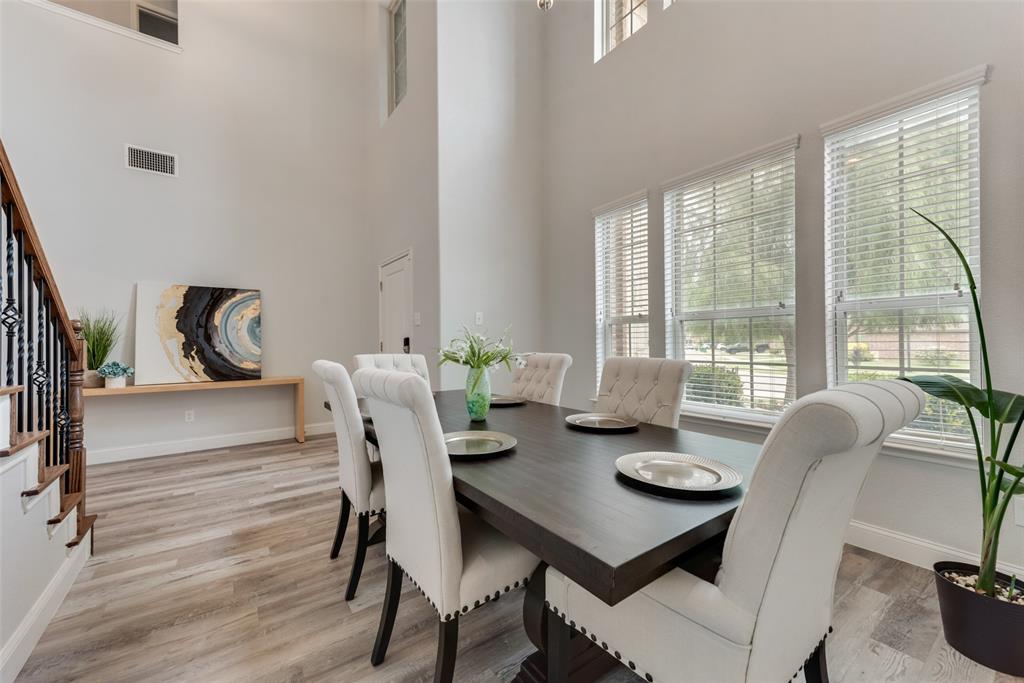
436, 0, 545, 392
0, 0, 377, 458
362, 0, 442, 388
539, 0, 1024, 568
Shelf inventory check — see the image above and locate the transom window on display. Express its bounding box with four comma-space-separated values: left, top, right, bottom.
825, 87, 981, 448
595, 196, 650, 386
599, 0, 647, 58
388, 0, 407, 114
664, 146, 797, 416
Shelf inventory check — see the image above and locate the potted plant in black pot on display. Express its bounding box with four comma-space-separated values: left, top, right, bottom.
901, 210, 1024, 676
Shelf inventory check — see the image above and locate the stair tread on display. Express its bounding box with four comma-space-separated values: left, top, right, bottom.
66, 513, 97, 549
22, 463, 68, 497
47, 490, 82, 524
0, 430, 50, 458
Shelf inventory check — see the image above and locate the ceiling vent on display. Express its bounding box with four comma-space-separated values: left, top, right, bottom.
125, 144, 177, 177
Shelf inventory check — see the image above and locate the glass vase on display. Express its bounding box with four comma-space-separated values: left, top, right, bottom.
465, 367, 491, 422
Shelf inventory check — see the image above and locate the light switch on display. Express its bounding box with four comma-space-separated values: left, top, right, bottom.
414, 312, 421, 326
1016, 497, 1024, 527
475, 312, 484, 325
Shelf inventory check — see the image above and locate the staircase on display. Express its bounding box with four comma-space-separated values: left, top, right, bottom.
0, 138, 94, 683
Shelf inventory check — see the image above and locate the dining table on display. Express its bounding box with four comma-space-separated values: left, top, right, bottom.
328, 390, 762, 682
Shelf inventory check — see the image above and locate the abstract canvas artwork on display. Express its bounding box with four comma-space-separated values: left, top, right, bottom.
135, 282, 262, 385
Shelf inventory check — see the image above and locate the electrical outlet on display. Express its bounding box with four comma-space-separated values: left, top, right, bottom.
475, 311, 484, 325
184, 409, 195, 423
1016, 497, 1024, 527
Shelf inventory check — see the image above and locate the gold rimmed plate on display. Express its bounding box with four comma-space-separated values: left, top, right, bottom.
490, 394, 527, 407
565, 412, 640, 433
445, 431, 517, 459
615, 451, 742, 499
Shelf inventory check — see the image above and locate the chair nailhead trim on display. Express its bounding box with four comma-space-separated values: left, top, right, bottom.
386, 555, 531, 621
547, 605, 655, 682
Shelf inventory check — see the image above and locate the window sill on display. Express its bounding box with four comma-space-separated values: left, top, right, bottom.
673, 402, 977, 471
23, 0, 183, 53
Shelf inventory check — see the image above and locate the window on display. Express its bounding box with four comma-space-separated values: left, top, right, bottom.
389, 0, 407, 113
596, 196, 649, 384
599, 0, 647, 57
825, 87, 981, 448
136, 4, 178, 44
664, 145, 797, 416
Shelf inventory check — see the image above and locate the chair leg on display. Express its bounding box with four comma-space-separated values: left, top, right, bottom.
371, 559, 404, 666
546, 608, 570, 683
806, 638, 830, 683
434, 616, 459, 683
329, 491, 351, 560
344, 514, 369, 601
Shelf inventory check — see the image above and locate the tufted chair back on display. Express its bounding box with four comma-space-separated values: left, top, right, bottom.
352, 367, 464, 618
717, 380, 924, 681
353, 353, 431, 389
594, 357, 691, 427
313, 360, 377, 514
510, 353, 573, 405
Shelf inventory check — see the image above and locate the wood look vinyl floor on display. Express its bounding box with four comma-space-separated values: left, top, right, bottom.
16, 435, 1022, 683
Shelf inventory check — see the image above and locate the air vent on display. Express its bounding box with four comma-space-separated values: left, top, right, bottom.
125, 145, 177, 177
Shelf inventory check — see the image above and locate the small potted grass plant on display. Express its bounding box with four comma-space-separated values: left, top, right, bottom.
901, 210, 1024, 676
80, 309, 121, 388
97, 361, 134, 389
439, 327, 514, 421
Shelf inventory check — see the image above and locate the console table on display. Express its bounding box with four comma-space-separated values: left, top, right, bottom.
83, 376, 306, 443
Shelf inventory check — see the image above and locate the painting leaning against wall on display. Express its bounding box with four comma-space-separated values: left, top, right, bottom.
134, 282, 262, 385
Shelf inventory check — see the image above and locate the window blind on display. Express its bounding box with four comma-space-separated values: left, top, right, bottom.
664, 148, 797, 415
825, 87, 981, 448
596, 198, 649, 386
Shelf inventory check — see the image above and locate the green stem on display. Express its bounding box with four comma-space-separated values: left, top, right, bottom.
978, 475, 1022, 594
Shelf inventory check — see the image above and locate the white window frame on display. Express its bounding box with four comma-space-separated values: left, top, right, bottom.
663, 136, 799, 421
387, 0, 407, 115
595, 0, 647, 61
823, 69, 987, 452
595, 192, 650, 388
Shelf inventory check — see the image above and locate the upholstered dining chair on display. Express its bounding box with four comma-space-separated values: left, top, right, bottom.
312, 360, 385, 601
352, 367, 541, 683
595, 357, 692, 428
354, 353, 431, 384
545, 380, 925, 683
510, 353, 573, 405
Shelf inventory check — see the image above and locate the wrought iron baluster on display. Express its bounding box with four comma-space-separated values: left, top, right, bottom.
58, 343, 69, 466
33, 281, 48, 439
17, 243, 25, 432
2, 210, 17, 390
24, 256, 33, 433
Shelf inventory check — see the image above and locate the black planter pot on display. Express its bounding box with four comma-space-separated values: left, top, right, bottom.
934, 561, 1024, 676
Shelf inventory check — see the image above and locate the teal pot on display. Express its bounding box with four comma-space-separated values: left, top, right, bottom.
465, 367, 491, 422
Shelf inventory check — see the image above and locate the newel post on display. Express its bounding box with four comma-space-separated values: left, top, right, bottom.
68, 319, 85, 508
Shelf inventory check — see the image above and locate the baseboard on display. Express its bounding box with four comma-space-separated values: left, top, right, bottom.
0, 530, 91, 683
847, 519, 1024, 577
88, 422, 334, 465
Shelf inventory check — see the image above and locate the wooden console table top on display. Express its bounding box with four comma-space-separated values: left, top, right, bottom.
84, 376, 305, 443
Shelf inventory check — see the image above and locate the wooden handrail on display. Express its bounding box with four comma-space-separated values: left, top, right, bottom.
0, 138, 81, 361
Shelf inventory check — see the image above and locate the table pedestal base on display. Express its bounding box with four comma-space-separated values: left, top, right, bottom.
513, 564, 618, 683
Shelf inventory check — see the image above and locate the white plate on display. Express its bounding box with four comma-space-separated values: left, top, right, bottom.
565, 412, 640, 432
615, 451, 742, 493
444, 431, 517, 459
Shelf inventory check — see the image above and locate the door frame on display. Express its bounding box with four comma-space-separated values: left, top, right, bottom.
378, 248, 414, 353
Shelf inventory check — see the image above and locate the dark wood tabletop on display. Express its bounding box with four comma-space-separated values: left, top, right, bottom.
428, 390, 760, 606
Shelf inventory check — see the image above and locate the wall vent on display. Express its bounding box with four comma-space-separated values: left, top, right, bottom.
125, 145, 177, 177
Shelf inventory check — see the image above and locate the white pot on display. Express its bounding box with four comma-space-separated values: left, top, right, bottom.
104, 376, 127, 389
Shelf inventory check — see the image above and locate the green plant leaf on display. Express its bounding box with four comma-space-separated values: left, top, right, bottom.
901, 376, 1024, 424
999, 478, 1024, 496
989, 458, 1024, 480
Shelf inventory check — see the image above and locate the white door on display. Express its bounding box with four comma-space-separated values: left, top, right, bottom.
379, 252, 413, 354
